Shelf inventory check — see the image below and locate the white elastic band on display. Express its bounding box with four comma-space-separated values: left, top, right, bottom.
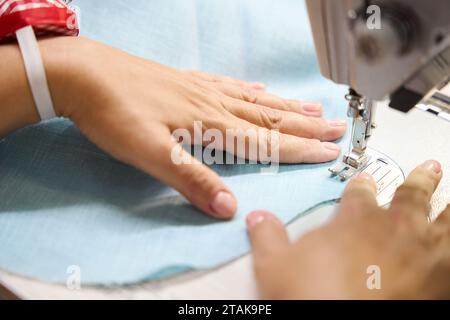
16, 26, 56, 121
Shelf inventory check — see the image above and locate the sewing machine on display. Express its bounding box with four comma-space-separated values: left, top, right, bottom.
306, 0, 450, 181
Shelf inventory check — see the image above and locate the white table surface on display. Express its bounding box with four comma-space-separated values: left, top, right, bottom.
1, 103, 449, 300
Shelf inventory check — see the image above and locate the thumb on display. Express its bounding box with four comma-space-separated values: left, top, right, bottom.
246, 211, 290, 258
157, 137, 237, 220
84, 119, 237, 220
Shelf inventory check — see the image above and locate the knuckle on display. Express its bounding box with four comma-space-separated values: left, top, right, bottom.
211, 77, 221, 84
300, 118, 326, 140
270, 97, 290, 111
302, 137, 320, 150
393, 212, 429, 233
316, 118, 333, 140
287, 100, 300, 111
394, 184, 430, 209
241, 87, 259, 104
297, 139, 321, 163
304, 138, 321, 148
398, 183, 429, 197
259, 108, 283, 130
416, 166, 437, 180
410, 169, 437, 190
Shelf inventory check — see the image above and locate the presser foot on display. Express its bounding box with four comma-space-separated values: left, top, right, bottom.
329, 148, 406, 207
329, 151, 370, 181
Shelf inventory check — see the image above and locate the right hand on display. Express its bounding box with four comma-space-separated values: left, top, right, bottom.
247, 160, 450, 299
41, 36, 347, 219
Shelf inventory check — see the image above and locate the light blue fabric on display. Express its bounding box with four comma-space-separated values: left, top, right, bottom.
0, 0, 349, 284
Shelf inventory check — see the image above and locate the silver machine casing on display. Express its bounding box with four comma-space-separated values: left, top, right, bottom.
306, 0, 450, 112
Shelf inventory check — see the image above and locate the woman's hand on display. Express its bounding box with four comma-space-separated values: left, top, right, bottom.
37, 36, 347, 219
1, 36, 346, 219
247, 160, 450, 299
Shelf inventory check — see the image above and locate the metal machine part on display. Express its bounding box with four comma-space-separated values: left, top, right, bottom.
358, 148, 404, 207
306, 0, 450, 111
331, 148, 405, 207
306, 0, 450, 180
329, 89, 376, 179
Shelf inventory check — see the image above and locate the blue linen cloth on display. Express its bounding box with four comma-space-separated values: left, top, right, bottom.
0, 0, 349, 284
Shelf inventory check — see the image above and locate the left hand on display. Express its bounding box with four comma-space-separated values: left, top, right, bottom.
247, 160, 450, 299
0, 36, 348, 220
39, 36, 346, 220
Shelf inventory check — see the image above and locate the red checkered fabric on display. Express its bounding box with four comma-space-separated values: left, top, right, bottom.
0, 0, 78, 43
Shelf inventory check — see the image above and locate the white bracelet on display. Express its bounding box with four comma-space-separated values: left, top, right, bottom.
16, 26, 57, 121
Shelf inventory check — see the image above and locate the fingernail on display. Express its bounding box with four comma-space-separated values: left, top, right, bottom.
327, 119, 347, 127
421, 160, 441, 174
210, 191, 237, 218
322, 142, 341, 152
301, 103, 322, 112
250, 82, 266, 90
246, 210, 278, 230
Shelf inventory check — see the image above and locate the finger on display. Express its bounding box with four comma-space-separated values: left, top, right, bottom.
217, 83, 323, 117
165, 139, 238, 219
184, 70, 266, 90
246, 210, 290, 258
224, 97, 346, 141
224, 117, 342, 163
338, 173, 378, 218
125, 124, 237, 220
291, 100, 323, 118
390, 160, 442, 225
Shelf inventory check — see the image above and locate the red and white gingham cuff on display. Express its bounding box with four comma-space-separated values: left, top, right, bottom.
0, 0, 79, 121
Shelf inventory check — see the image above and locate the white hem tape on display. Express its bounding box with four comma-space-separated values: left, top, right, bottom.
16, 26, 56, 121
